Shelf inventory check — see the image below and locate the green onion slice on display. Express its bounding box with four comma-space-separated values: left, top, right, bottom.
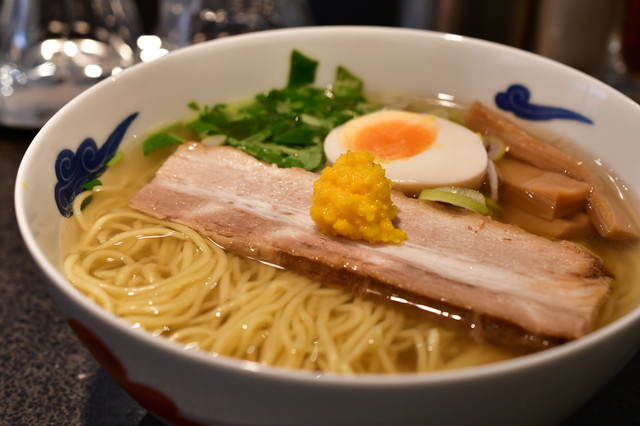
483, 135, 507, 161
419, 186, 491, 215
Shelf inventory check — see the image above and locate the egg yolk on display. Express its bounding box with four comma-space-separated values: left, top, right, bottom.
341, 111, 437, 161
310, 151, 406, 244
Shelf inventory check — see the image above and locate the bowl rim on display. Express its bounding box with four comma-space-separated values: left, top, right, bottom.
14, 25, 640, 386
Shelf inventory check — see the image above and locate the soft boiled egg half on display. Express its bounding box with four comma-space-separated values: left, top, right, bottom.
323, 110, 488, 195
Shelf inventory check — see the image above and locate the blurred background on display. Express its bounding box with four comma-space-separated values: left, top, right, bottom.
132, 0, 640, 89
1, 0, 639, 128
135, 0, 640, 77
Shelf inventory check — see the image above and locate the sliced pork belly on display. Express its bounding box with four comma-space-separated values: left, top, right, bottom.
131, 143, 611, 350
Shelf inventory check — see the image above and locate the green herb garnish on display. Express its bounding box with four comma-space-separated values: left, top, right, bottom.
333, 66, 364, 99
106, 152, 124, 167
143, 132, 186, 156
83, 179, 102, 190
141, 49, 380, 170
288, 49, 319, 88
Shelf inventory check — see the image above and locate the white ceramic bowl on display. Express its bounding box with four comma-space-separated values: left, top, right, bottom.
15, 27, 640, 426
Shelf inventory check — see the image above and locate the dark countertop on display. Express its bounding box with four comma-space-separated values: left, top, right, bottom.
0, 128, 161, 425
1, 126, 640, 426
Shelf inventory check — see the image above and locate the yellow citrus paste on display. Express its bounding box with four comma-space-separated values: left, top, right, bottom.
310, 151, 406, 244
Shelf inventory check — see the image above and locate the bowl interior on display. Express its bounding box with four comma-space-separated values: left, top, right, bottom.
14, 26, 640, 425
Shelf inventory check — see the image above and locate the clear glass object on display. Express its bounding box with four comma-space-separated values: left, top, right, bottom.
155, 0, 312, 52
0, 0, 142, 128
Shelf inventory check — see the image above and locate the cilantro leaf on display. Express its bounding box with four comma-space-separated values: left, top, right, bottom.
143, 132, 186, 155
333, 65, 365, 99
287, 50, 318, 88
227, 137, 325, 171
273, 126, 319, 146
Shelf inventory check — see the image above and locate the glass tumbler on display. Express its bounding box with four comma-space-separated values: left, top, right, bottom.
155, 0, 312, 52
0, 0, 142, 128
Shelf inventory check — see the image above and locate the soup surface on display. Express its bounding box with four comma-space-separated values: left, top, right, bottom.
61, 102, 640, 375
61, 53, 640, 374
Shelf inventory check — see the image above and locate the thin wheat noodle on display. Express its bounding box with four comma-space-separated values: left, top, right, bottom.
68, 146, 640, 374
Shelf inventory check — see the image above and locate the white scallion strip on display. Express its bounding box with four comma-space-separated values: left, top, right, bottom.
486, 159, 500, 202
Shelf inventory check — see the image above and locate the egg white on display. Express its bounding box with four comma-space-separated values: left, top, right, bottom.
323, 110, 488, 196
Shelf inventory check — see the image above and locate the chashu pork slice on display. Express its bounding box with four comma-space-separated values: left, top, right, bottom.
131, 143, 611, 349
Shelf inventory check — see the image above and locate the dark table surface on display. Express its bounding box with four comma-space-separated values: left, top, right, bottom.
1, 124, 640, 425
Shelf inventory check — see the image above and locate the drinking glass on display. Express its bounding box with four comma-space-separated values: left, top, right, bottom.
155, 0, 312, 51
0, 0, 142, 128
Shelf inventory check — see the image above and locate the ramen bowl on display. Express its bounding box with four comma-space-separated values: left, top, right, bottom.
15, 26, 640, 425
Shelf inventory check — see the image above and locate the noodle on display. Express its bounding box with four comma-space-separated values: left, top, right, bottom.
61, 105, 640, 373
62, 149, 517, 373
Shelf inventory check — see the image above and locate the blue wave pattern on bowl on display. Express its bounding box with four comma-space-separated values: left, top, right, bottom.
495, 84, 594, 124
54, 112, 138, 217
